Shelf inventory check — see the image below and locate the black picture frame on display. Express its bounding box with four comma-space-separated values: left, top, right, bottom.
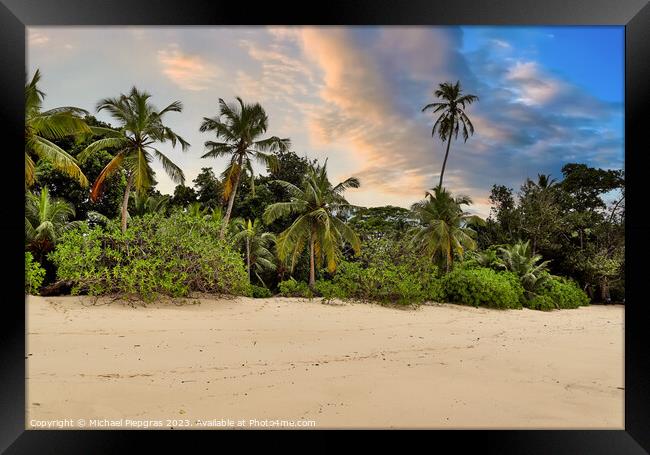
1, 0, 648, 452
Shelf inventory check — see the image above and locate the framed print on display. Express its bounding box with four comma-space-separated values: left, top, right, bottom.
1, 0, 649, 452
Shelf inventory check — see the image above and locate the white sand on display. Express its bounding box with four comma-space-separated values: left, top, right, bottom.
26, 295, 624, 429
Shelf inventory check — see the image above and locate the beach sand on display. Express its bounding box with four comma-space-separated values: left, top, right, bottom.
26, 295, 624, 429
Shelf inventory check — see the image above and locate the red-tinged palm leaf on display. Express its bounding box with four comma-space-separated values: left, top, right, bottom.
90, 151, 126, 201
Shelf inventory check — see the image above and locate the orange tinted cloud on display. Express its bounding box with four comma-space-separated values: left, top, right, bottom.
292, 28, 444, 204
157, 44, 218, 91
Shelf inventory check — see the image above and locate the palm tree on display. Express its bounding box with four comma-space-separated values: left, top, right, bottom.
130, 192, 170, 217
199, 97, 290, 239
410, 186, 484, 272
263, 161, 361, 288
525, 173, 557, 190
422, 81, 478, 188
25, 69, 91, 187
185, 201, 208, 218
536, 173, 557, 189
231, 218, 277, 286
25, 187, 81, 259
80, 87, 189, 233
498, 240, 551, 296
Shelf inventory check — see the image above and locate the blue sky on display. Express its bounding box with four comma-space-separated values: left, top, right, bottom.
28, 26, 624, 216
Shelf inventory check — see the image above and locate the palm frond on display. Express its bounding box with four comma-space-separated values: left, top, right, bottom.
90, 151, 126, 201
27, 136, 88, 186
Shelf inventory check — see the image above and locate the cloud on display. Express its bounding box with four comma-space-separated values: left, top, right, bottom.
288, 27, 473, 207
236, 38, 315, 101
491, 39, 512, 49
28, 31, 50, 46
157, 44, 219, 91
506, 61, 561, 105
27, 27, 622, 214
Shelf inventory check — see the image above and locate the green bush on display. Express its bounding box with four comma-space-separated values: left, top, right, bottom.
25, 252, 46, 295
48, 213, 249, 302
329, 260, 442, 305
422, 273, 445, 302
442, 267, 523, 309
278, 278, 312, 298
250, 285, 273, 298
537, 275, 590, 309
314, 279, 347, 302
526, 294, 556, 311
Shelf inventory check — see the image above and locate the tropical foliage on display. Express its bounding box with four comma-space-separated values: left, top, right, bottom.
25, 70, 90, 187
497, 240, 551, 296
231, 218, 277, 285
264, 160, 361, 288
410, 186, 484, 272
49, 213, 249, 302
25, 252, 46, 295
25, 187, 81, 260
80, 87, 189, 232
442, 267, 525, 309
200, 97, 290, 238
26, 70, 623, 311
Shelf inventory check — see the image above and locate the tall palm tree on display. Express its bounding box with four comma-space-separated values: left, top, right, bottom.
25, 69, 91, 187
199, 97, 290, 239
25, 187, 81, 259
263, 161, 361, 288
410, 186, 484, 272
231, 218, 277, 286
80, 87, 189, 233
422, 81, 478, 188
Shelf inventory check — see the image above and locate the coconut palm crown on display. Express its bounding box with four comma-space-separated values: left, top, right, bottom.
25, 187, 81, 258
263, 160, 361, 288
25, 69, 91, 187
422, 80, 478, 188
410, 185, 484, 272
200, 97, 290, 239
231, 218, 277, 286
79, 87, 189, 232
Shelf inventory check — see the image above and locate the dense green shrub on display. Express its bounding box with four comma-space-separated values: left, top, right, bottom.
526, 294, 556, 311
314, 279, 346, 302
421, 273, 445, 302
498, 270, 527, 305
250, 285, 273, 298
442, 267, 523, 309
537, 275, 589, 309
48, 213, 249, 302
278, 278, 312, 298
25, 252, 46, 295
328, 260, 442, 305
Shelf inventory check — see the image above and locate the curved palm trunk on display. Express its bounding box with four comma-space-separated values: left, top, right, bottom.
219, 155, 243, 240
121, 172, 135, 233
309, 235, 316, 289
438, 127, 454, 189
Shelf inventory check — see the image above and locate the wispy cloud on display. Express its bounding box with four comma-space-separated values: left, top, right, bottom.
28, 31, 50, 46
157, 44, 219, 91
27, 26, 623, 215
506, 61, 561, 105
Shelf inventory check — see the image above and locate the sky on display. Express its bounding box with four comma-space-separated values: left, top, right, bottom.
27, 26, 624, 216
